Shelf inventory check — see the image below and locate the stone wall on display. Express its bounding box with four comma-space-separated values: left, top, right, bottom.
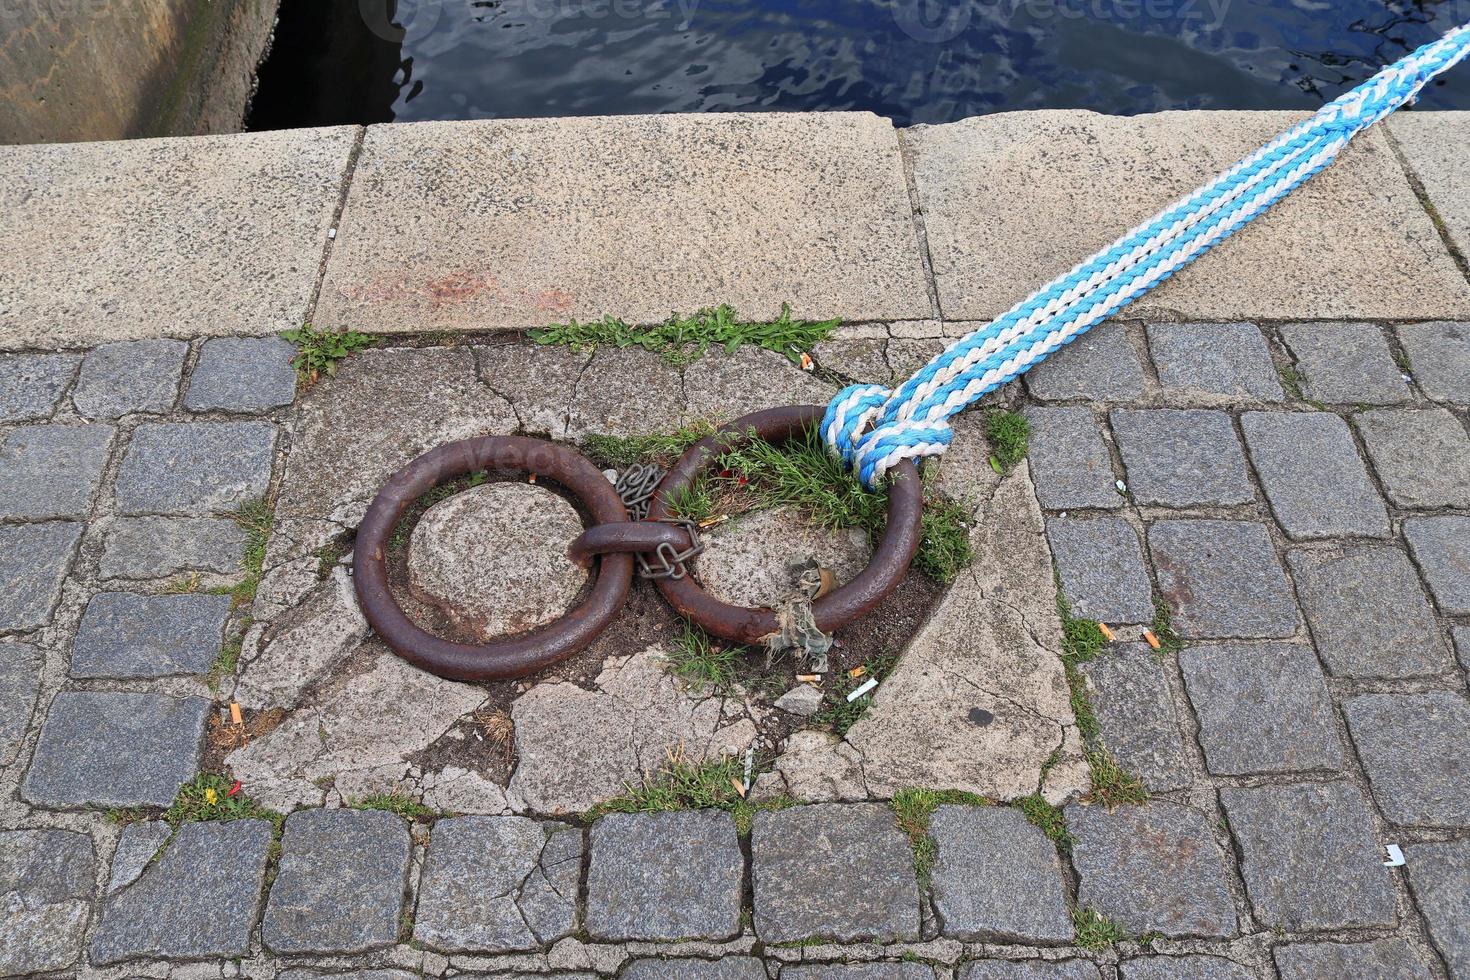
0, 0, 278, 145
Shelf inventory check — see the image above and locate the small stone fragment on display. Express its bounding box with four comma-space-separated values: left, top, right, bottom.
0, 424, 113, 520
71, 592, 231, 679
0, 828, 93, 976
0, 521, 81, 630
774, 684, 824, 717
185, 336, 298, 412
73, 339, 187, 418
106, 821, 172, 894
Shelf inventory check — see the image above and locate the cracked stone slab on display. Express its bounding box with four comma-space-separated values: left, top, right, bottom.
786, 966, 940, 980
263, 809, 412, 955
114, 421, 277, 516
408, 482, 589, 640
682, 346, 837, 426
90, 820, 272, 964
1274, 939, 1433, 980
846, 464, 1083, 802
415, 816, 581, 953
106, 821, 172, 894
909, 112, 1470, 321
694, 506, 871, 608
71, 592, 232, 679
315, 113, 929, 333
0, 641, 42, 765
0, 828, 93, 976
476, 341, 591, 438
236, 567, 369, 709
1343, 692, 1470, 828
752, 803, 919, 944
929, 805, 1073, 943
0, 424, 113, 520
0, 352, 78, 421
0, 521, 81, 631
72, 339, 187, 419
0, 128, 358, 350
508, 645, 756, 814
1403, 840, 1470, 980
587, 811, 743, 941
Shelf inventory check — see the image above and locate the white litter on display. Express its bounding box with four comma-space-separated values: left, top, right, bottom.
847, 678, 879, 702
1383, 843, 1406, 867
1115, 479, 1128, 493
328, 227, 338, 239
742, 747, 754, 793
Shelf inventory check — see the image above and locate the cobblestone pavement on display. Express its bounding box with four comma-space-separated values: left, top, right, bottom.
0, 316, 1468, 980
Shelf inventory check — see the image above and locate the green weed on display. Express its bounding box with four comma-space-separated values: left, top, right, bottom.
1072, 906, 1130, 949
532, 303, 837, 367
591, 754, 748, 817
891, 787, 993, 882
1056, 594, 1149, 806
1278, 363, 1306, 400
166, 773, 282, 831
1017, 793, 1072, 848
1083, 748, 1149, 807
984, 408, 1030, 474
663, 625, 743, 692
281, 324, 376, 383
579, 422, 716, 469
226, 498, 273, 610
350, 792, 437, 821
1149, 599, 1182, 656
816, 653, 898, 736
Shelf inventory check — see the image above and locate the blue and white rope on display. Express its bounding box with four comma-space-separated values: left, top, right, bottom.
825, 21, 1470, 488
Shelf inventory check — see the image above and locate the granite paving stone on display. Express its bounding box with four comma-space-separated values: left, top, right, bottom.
277, 972, 419, 980
106, 821, 173, 894
1396, 321, 1470, 403
1404, 517, 1470, 615
1280, 322, 1411, 404
0, 424, 113, 520
1118, 957, 1254, 980
0, 521, 82, 631
1068, 802, 1236, 938
0, 128, 357, 349
1047, 516, 1154, 624
1355, 408, 1470, 509
1179, 643, 1342, 775
263, 809, 412, 954
1288, 546, 1449, 678
0, 641, 41, 766
785, 967, 939, 980
1023, 322, 1145, 402
415, 816, 581, 953
1023, 406, 1119, 510
587, 811, 742, 942
22, 691, 208, 807
1219, 782, 1396, 931
753, 803, 920, 943
1080, 644, 1191, 791
623, 959, 768, 980
70, 592, 231, 679
98, 515, 248, 580
1343, 692, 1470, 828
1403, 840, 1470, 980
0, 828, 93, 976
0, 352, 78, 422
1148, 322, 1283, 401
71, 339, 187, 418
960, 963, 1100, 980
1456, 626, 1470, 671
1239, 411, 1389, 539
929, 805, 1073, 943
185, 336, 299, 413
114, 422, 276, 515
90, 820, 273, 964
1148, 519, 1296, 638
1274, 939, 1433, 980
1111, 408, 1254, 508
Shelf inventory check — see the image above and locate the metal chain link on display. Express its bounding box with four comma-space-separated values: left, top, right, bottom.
612, 462, 706, 579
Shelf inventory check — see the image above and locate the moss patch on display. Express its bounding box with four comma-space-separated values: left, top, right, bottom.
984, 408, 1030, 473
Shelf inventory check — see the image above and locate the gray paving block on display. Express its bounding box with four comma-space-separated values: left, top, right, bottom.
415, 815, 580, 953
72, 339, 187, 418
185, 336, 299, 413
1111, 408, 1253, 508
1456, 626, 1470, 671
1179, 643, 1343, 775
1023, 406, 1119, 510
1288, 546, 1448, 678
0, 641, 41, 768
1240, 411, 1388, 540
1274, 938, 1433, 979
0, 828, 93, 976
0, 352, 78, 422
0, 521, 82, 631
1280, 321, 1411, 404
106, 821, 172, 894
960, 963, 1100, 980
263, 808, 411, 954
71, 592, 231, 679
1024, 322, 1145, 402
1068, 802, 1236, 939
98, 516, 247, 580
1081, 645, 1190, 791
114, 422, 276, 515
21, 691, 208, 807
0, 424, 113, 519
1148, 519, 1296, 639
624, 959, 768, 980
786, 966, 939, 980
1403, 840, 1470, 980
1344, 693, 1470, 828
929, 805, 1073, 943
1047, 516, 1154, 624
1119, 957, 1254, 980
1219, 782, 1396, 931
587, 810, 742, 942
90, 819, 273, 964
753, 803, 919, 944
1404, 516, 1470, 615
1355, 408, 1470, 509
1397, 321, 1470, 403
1148, 322, 1283, 401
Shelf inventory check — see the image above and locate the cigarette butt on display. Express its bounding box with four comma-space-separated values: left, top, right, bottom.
698, 515, 729, 529
228, 702, 243, 725
729, 776, 747, 798
796, 674, 821, 683
847, 665, 868, 679
846, 678, 879, 702
799, 352, 815, 371
1143, 630, 1162, 650
1098, 623, 1115, 642
815, 568, 837, 599
528, 473, 537, 484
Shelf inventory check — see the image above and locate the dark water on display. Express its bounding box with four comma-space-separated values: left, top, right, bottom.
248, 0, 1470, 130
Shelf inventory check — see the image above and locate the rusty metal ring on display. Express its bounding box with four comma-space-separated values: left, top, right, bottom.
353, 436, 633, 682
646, 405, 924, 644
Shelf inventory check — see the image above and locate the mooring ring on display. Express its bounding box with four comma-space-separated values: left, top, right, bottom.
353, 436, 633, 682
646, 405, 925, 644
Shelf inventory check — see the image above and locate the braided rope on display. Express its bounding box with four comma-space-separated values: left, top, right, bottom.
826, 22, 1470, 488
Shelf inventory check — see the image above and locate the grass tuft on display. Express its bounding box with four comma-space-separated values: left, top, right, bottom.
816, 653, 897, 736
984, 408, 1030, 473
1149, 599, 1183, 656
1278, 363, 1306, 400
532, 303, 837, 368
225, 498, 273, 610
1083, 748, 1149, 807
350, 791, 437, 822
663, 625, 743, 692
589, 751, 796, 834
1072, 906, 1131, 949
166, 773, 283, 831
281, 324, 376, 384
580, 422, 716, 470
1017, 793, 1072, 848
891, 787, 993, 882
